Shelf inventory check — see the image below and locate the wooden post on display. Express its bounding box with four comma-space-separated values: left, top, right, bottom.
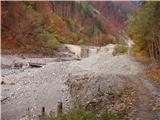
57, 102, 63, 116
27, 107, 31, 120
41, 107, 45, 116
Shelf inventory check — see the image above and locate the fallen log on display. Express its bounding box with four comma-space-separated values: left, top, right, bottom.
1, 97, 9, 103
29, 62, 45, 68
1, 81, 6, 85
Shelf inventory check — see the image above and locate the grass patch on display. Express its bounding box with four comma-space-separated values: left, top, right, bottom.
99, 108, 118, 120
39, 105, 96, 120
39, 105, 122, 120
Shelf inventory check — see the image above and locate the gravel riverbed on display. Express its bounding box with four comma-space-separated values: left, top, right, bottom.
1, 44, 160, 120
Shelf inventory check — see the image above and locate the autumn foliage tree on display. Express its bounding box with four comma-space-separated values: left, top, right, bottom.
127, 1, 160, 62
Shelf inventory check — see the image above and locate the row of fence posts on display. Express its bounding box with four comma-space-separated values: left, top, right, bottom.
41, 101, 63, 117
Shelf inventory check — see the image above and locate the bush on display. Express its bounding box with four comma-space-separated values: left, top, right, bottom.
100, 109, 118, 120
77, 39, 85, 45
85, 27, 94, 38
77, 38, 92, 45
37, 29, 60, 49
39, 106, 121, 120
39, 105, 96, 120
26, 44, 33, 50
112, 44, 128, 56
64, 18, 74, 32
80, 2, 93, 17
45, 36, 60, 49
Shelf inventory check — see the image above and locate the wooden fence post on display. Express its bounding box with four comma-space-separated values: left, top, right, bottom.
41, 107, 45, 116
57, 101, 63, 116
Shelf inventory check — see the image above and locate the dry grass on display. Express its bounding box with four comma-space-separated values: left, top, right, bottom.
146, 64, 160, 81
132, 53, 151, 64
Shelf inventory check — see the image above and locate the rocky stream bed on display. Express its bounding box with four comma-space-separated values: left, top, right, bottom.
1, 44, 160, 120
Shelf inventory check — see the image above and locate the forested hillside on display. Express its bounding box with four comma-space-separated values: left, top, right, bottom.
127, 1, 160, 62
1, 1, 137, 52
2, 2, 160, 120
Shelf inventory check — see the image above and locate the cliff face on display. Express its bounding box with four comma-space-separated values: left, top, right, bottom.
1, 1, 138, 51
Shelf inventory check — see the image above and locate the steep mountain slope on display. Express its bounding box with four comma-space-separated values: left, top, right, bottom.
1, 1, 70, 50
1, 1, 138, 53
90, 1, 137, 30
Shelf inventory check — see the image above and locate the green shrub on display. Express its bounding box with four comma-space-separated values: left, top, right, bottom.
80, 2, 93, 17
63, 18, 74, 32
77, 39, 85, 45
45, 36, 60, 49
26, 44, 33, 50
85, 27, 94, 38
37, 29, 60, 49
68, 106, 96, 120
100, 109, 118, 120
39, 106, 122, 120
39, 105, 96, 120
112, 44, 128, 56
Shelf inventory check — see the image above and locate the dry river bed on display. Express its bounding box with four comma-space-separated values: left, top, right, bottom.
1, 46, 160, 120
